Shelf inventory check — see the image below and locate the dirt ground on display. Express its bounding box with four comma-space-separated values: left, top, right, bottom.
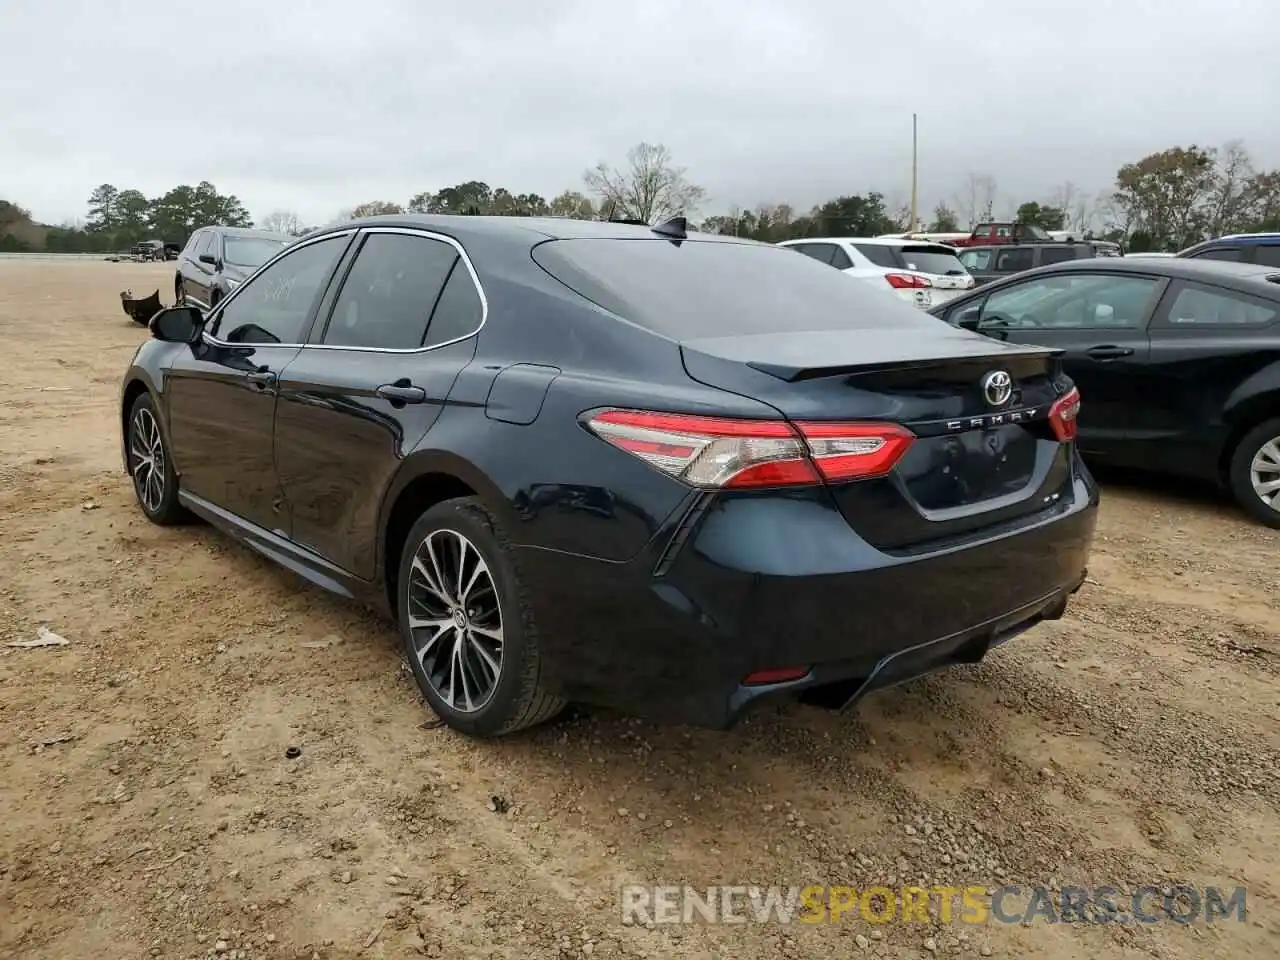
1, 260, 1278, 960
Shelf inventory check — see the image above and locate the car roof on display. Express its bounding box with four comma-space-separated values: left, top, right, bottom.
1015, 254, 1280, 291
959, 241, 1091, 251
209, 226, 294, 241
1205, 232, 1280, 243
307, 214, 756, 246
778, 236, 954, 248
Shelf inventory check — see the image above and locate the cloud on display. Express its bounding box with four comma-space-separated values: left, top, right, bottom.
2, 0, 1277, 225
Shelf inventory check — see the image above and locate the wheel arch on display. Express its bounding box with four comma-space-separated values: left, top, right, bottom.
1218, 374, 1280, 482
120, 372, 158, 474
377, 451, 516, 619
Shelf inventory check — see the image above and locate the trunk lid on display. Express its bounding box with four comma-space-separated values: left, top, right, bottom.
681, 329, 1076, 550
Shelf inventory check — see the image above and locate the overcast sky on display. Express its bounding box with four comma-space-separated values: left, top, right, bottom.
3, 0, 1277, 227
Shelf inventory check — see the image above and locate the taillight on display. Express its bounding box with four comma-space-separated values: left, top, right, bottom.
584, 410, 914, 488
884, 273, 933, 289
1048, 387, 1081, 442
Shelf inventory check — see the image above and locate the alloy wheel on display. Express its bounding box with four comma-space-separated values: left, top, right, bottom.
1249, 435, 1280, 511
407, 529, 504, 713
129, 407, 165, 514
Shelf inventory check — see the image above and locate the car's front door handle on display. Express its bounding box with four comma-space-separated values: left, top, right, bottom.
1085, 345, 1134, 360
245, 368, 277, 388
376, 381, 427, 404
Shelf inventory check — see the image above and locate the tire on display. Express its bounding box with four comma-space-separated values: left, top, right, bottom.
1227, 417, 1280, 528
397, 496, 565, 738
126, 393, 188, 526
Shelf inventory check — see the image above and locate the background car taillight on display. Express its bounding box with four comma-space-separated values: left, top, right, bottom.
1049, 387, 1081, 442
585, 410, 914, 488
884, 273, 933, 289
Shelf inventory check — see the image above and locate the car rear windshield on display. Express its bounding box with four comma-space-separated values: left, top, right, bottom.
894, 245, 968, 276
224, 237, 289, 268
531, 238, 942, 339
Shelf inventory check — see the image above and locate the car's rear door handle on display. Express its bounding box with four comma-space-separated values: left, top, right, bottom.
1085, 345, 1134, 360
245, 367, 277, 388
376, 381, 427, 404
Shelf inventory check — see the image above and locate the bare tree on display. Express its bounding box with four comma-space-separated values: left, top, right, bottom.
583, 142, 706, 224
1205, 140, 1254, 236
259, 209, 302, 235
954, 173, 997, 228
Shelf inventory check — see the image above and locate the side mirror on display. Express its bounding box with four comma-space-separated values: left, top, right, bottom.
150, 305, 204, 344
1094, 304, 1114, 323
955, 307, 982, 330
198, 253, 217, 266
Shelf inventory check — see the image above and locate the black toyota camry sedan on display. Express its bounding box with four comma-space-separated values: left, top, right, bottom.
120, 214, 1098, 738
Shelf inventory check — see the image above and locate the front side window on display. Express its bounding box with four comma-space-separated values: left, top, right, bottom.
829, 245, 853, 270
322, 234, 459, 349
980, 273, 1159, 330
958, 248, 993, 271
209, 235, 348, 344
1164, 283, 1278, 327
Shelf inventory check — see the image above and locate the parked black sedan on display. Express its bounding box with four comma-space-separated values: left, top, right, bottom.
120, 215, 1097, 737
174, 226, 291, 310
930, 257, 1280, 526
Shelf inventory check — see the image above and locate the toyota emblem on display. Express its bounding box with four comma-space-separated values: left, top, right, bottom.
981, 370, 1013, 407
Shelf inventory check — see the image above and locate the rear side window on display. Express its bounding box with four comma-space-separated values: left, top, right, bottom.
532, 238, 942, 338
423, 260, 485, 347
1254, 245, 1280, 268
790, 243, 837, 266
322, 234, 458, 349
1164, 284, 1278, 327
829, 245, 853, 270
1038, 246, 1079, 266
853, 244, 898, 269
1191, 246, 1242, 262
995, 247, 1035, 272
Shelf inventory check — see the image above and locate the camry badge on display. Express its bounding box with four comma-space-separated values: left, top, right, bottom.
981, 370, 1013, 407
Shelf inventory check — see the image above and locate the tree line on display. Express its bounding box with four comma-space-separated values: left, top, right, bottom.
2, 139, 1278, 254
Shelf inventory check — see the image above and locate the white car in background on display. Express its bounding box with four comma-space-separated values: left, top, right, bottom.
776, 237, 975, 310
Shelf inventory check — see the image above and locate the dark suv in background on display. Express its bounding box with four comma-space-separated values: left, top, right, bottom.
175, 226, 292, 309
958, 241, 1120, 286
1178, 232, 1280, 266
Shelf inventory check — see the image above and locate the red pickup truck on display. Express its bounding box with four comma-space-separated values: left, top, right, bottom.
951, 222, 1052, 247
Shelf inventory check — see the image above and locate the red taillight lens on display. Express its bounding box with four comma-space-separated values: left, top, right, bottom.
1048, 387, 1081, 442
585, 410, 914, 488
884, 273, 933, 289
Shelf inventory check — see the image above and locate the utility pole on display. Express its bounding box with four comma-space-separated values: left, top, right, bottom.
909, 113, 919, 233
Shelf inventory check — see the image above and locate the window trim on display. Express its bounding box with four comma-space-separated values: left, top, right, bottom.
201, 230, 358, 349
1149, 278, 1280, 331
303, 227, 490, 355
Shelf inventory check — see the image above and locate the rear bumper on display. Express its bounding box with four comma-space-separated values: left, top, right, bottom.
519, 463, 1099, 729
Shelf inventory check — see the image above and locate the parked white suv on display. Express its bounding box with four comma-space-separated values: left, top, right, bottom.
777, 237, 975, 309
